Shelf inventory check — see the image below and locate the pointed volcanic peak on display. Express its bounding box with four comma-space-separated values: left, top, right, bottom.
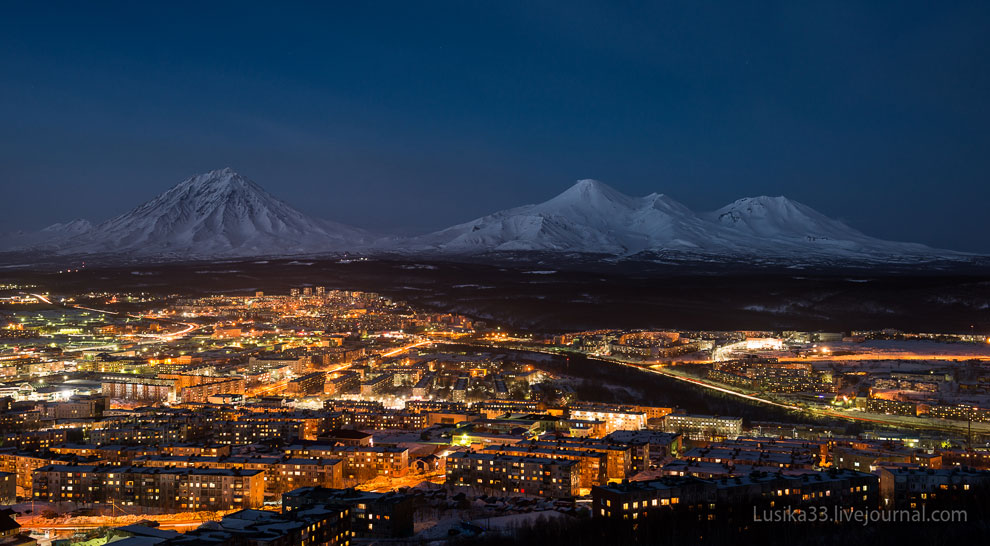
405, 179, 717, 254
708, 196, 863, 239
63, 168, 370, 258
538, 179, 639, 217
402, 179, 634, 254
705, 195, 950, 258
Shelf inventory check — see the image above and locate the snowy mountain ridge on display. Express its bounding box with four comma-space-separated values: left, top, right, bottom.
401, 179, 952, 260
0, 170, 966, 262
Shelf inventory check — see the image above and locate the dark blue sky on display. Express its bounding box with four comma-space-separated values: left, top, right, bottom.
2, 2, 989, 250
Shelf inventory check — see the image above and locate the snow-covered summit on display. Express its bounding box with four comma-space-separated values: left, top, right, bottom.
24, 168, 370, 258
709, 196, 853, 240
401, 179, 696, 254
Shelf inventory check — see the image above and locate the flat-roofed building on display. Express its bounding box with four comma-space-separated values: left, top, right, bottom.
285, 444, 409, 481
286, 372, 326, 396
445, 451, 580, 498
32, 464, 265, 511
569, 403, 648, 435
661, 414, 743, 441
593, 469, 877, 524
480, 443, 607, 489
0, 471, 14, 504
360, 374, 394, 396
878, 466, 990, 509
283, 486, 414, 538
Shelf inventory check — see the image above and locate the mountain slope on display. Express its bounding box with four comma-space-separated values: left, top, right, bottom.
0, 219, 94, 251
404, 179, 726, 254
52, 168, 369, 257
705, 196, 938, 258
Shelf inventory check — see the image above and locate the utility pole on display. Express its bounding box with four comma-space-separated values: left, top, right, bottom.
968, 407, 973, 448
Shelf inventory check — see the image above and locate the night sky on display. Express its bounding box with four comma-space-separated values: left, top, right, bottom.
2, 2, 989, 251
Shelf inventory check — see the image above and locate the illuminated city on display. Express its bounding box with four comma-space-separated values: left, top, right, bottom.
0, 283, 987, 545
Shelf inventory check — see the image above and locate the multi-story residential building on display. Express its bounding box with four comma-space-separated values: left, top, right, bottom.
286, 372, 326, 396
938, 449, 990, 470
680, 442, 821, 471
324, 372, 360, 396
411, 372, 436, 398
113, 506, 352, 546
247, 355, 309, 376
445, 451, 580, 498
359, 374, 394, 396
214, 419, 305, 444
878, 466, 990, 509
593, 469, 878, 524
866, 398, 919, 417
0, 449, 102, 497
33, 394, 109, 420
50, 444, 158, 465
520, 437, 634, 480
0, 408, 42, 432
283, 486, 414, 538
451, 376, 469, 402
0, 471, 14, 504
90, 425, 191, 446
425, 410, 481, 427
344, 411, 427, 430
569, 403, 648, 435
405, 400, 466, 414
318, 429, 373, 447
926, 404, 990, 423
32, 464, 265, 511
324, 400, 384, 414
274, 459, 345, 495
479, 444, 607, 489
661, 414, 743, 441
134, 455, 282, 496
101, 378, 175, 402
284, 444, 409, 481
160, 443, 231, 458
830, 445, 934, 473
605, 430, 683, 462
179, 377, 245, 403
473, 400, 542, 418
1, 429, 69, 452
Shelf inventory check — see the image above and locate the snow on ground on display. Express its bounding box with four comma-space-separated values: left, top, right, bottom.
470, 509, 575, 530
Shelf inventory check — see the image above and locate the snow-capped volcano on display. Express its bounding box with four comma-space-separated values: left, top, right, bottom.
402, 179, 746, 254
704, 195, 939, 258
403, 180, 960, 261
402, 179, 686, 254
709, 196, 865, 241
38, 168, 370, 258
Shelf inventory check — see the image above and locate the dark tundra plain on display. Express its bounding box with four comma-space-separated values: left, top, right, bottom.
4, 256, 989, 333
